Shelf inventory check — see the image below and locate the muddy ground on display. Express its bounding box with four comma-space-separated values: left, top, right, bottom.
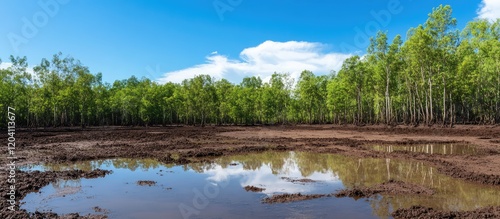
262, 193, 328, 204
244, 185, 265, 192
260, 179, 435, 204
334, 179, 435, 198
0, 125, 499, 218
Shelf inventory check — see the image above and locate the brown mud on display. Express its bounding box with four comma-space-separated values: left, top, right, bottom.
262, 180, 435, 204
262, 193, 328, 204
280, 177, 316, 183
392, 205, 500, 219
136, 180, 156, 186
0, 169, 110, 219
334, 179, 435, 199
244, 185, 265, 192
0, 125, 499, 218
92, 206, 109, 214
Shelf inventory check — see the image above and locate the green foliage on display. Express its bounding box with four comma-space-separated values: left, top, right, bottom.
1, 5, 499, 127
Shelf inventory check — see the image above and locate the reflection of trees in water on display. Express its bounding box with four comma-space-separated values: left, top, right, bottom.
368, 144, 477, 155
45, 153, 492, 218
43, 179, 84, 201
188, 151, 288, 174
51, 179, 81, 190
369, 195, 391, 219
189, 151, 500, 217
327, 154, 500, 216
264, 151, 286, 175
188, 162, 216, 173
110, 158, 161, 171
43, 158, 163, 172
39, 152, 499, 217
43, 161, 99, 172
294, 152, 331, 177
188, 151, 434, 183
326, 155, 440, 188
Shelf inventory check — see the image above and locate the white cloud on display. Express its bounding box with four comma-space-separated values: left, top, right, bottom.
203, 152, 341, 196
0, 62, 13, 70
478, 0, 500, 21
0, 62, 38, 81
157, 40, 351, 84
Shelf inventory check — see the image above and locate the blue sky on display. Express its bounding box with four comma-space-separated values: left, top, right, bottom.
1, 0, 498, 84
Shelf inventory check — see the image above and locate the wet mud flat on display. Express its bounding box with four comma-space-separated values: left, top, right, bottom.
0, 170, 111, 219
0, 125, 499, 218
392, 205, 500, 218
334, 179, 435, 198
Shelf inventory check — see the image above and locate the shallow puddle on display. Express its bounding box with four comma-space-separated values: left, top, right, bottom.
20, 151, 499, 219
363, 143, 478, 155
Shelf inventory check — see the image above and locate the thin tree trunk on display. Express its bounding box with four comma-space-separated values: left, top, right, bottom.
442, 75, 446, 127
385, 66, 390, 125
429, 77, 433, 125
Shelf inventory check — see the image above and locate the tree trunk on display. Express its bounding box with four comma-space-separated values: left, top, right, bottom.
450, 92, 454, 128
429, 77, 433, 125
53, 104, 57, 127
442, 75, 446, 127
385, 66, 391, 125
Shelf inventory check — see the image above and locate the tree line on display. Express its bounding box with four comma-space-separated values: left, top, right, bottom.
1, 5, 499, 127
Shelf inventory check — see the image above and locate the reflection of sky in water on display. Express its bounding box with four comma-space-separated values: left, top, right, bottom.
203, 152, 342, 195
19, 154, 374, 219
19, 151, 500, 219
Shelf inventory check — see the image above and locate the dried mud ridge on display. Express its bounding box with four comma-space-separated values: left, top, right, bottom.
0, 169, 111, 219
1, 125, 499, 218
334, 179, 435, 199
262, 193, 329, 204
263, 180, 434, 204
92, 206, 109, 215
244, 185, 265, 192
92, 206, 109, 214
392, 205, 500, 219
280, 177, 316, 183
136, 180, 156, 186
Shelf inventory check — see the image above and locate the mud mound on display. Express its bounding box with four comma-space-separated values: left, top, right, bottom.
244, 185, 265, 192
392, 205, 500, 219
29, 212, 108, 219
137, 180, 156, 186
262, 193, 328, 204
432, 160, 500, 185
281, 177, 316, 183
92, 206, 109, 214
335, 180, 434, 198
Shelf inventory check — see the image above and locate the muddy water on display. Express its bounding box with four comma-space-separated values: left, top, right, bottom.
363, 143, 478, 155
20, 152, 499, 219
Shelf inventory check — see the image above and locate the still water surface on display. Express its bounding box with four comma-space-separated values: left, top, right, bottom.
363, 143, 478, 155
20, 151, 500, 219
